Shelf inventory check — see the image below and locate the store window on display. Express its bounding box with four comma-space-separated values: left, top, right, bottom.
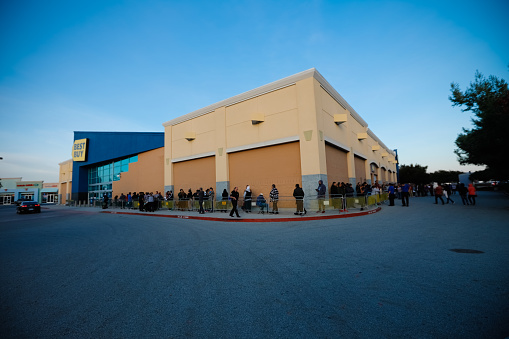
87, 155, 138, 200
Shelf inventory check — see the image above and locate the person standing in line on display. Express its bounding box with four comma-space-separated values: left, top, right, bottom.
316, 180, 326, 213
102, 193, 109, 209
338, 182, 347, 211
293, 184, 305, 215
458, 183, 469, 205
401, 183, 410, 207
243, 185, 252, 213
269, 184, 279, 214
388, 183, 396, 206
221, 189, 229, 213
118, 193, 126, 208
147, 192, 154, 212
127, 192, 132, 209
198, 187, 205, 214
187, 189, 193, 211
330, 182, 340, 210
208, 187, 215, 212
468, 184, 477, 205
434, 184, 445, 205
229, 187, 241, 218
138, 192, 145, 211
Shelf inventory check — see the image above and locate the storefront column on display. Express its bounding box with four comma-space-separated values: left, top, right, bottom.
296, 77, 328, 206
164, 126, 174, 194
214, 107, 229, 200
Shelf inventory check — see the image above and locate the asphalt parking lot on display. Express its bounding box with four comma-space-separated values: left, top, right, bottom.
1, 191, 508, 338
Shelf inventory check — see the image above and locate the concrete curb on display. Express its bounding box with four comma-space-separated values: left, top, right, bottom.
99, 207, 382, 222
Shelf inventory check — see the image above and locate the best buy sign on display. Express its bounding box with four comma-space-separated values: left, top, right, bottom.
72, 138, 88, 161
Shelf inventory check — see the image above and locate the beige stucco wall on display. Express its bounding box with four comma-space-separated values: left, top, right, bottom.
58, 159, 73, 203
173, 156, 216, 194
325, 144, 349, 185
228, 142, 301, 198
112, 147, 164, 196
163, 69, 397, 192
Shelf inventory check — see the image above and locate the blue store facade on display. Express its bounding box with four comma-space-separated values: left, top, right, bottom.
71, 131, 164, 202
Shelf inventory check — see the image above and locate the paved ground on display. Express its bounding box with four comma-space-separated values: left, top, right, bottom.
0, 191, 508, 338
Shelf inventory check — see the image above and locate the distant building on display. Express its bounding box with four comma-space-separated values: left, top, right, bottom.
459, 172, 472, 187
0, 178, 44, 204
42, 183, 59, 203
58, 159, 73, 204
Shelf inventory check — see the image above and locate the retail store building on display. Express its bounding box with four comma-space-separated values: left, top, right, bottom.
162, 68, 397, 200
60, 68, 397, 203
64, 131, 164, 202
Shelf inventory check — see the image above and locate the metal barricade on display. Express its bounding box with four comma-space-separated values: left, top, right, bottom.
216, 199, 231, 213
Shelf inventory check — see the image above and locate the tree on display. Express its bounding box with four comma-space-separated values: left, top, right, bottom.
399, 164, 430, 184
430, 170, 463, 184
449, 69, 509, 180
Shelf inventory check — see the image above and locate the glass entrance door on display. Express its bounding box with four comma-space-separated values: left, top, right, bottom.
47, 193, 57, 203
2, 195, 13, 205
21, 193, 34, 201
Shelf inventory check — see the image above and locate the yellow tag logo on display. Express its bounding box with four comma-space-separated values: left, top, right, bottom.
72, 138, 88, 161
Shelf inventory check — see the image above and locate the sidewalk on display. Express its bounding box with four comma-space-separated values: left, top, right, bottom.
50, 203, 382, 222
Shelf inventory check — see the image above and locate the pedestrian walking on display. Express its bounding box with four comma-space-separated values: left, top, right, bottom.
434, 185, 445, 205
468, 184, 477, 205
444, 187, 455, 204
458, 183, 469, 205
401, 183, 410, 207
229, 187, 241, 218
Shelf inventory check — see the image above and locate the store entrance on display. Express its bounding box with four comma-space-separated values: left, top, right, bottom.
2, 195, 13, 205
43, 193, 58, 204
20, 193, 34, 201
47, 193, 57, 203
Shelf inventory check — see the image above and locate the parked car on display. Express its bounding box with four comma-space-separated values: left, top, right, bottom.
16, 201, 41, 214
15, 198, 31, 206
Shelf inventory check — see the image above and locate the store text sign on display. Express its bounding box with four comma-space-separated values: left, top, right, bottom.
72, 138, 88, 161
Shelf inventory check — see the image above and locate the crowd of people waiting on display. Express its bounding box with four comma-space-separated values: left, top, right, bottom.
102, 180, 478, 214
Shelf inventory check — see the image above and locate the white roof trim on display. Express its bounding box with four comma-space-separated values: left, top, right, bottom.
172, 151, 215, 163
58, 159, 73, 166
324, 136, 350, 152
226, 136, 299, 154
354, 151, 367, 160
367, 129, 395, 156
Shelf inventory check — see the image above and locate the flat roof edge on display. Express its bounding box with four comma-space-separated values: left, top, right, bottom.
161, 68, 368, 129
163, 68, 319, 127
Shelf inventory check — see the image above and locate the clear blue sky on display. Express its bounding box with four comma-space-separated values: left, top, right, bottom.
1, 0, 508, 182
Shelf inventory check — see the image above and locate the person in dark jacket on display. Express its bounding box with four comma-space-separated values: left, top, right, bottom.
316, 180, 326, 213
138, 192, 144, 211
330, 182, 339, 209
293, 184, 306, 215
198, 187, 205, 214
102, 193, 109, 209
229, 187, 241, 218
